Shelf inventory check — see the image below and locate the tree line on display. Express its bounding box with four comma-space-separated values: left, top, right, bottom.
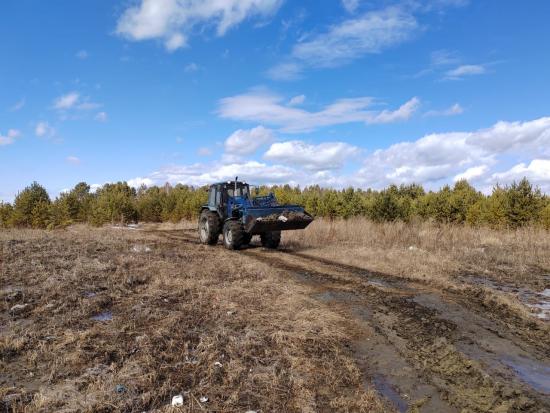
1, 178, 549, 230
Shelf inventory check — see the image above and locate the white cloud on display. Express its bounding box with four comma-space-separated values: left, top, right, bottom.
218, 90, 419, 132
127, 177, 155, 188
224, 126, 274, 155
66, 156, 81, 165
53, 92, 80, 110
266, 62, 303, 81
10, 98, 25, 112
292, 6, 417, 68
454, 165, 488, 182
342, 0, 360, 13
430, 49, 460, 66
489, 160, 550, 191
95, 112, 108, 122
445, 64, 486, 80
0, 129, 21, 146
424, 103, 464, 117
116, 0, 283, 51
35, 121, 55, 138
184, 62, 199, 73
76, 50, 89, 59
267, 6, 417, 78
165, 32, 186, 51
288, 94, 306, 106
264, 140, 359, 171
149, 160, 297, 186
371, 97, 420, 123
355, 116, 550, 189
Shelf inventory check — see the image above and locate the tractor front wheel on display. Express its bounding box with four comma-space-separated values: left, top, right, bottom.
223, 220, 245, 250
261, 231, 281, 249
198, 210, 220, 245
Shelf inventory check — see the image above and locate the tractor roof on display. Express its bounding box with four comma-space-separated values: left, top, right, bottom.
212, 181, 248, 186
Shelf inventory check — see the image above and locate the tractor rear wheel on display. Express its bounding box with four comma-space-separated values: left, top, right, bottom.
261, 231, 281, 249
223, 220, 245, 250
198, 210, 220, 245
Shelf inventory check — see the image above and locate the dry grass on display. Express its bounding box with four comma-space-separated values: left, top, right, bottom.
283, 218, 550, 289
0, 225, 386, 412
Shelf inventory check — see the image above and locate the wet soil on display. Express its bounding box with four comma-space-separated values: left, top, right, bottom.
164, 230, 550, 413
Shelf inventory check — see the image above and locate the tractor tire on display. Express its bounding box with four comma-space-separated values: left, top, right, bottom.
261, 231, 281, 249
223, 220, 245, 250
198, 210, 220, 245
242, 233, 253, 245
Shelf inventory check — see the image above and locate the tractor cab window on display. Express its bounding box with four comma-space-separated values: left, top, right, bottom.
208, 187, 216, 206
227, 185, 250, 198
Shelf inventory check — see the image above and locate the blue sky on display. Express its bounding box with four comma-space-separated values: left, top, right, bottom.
1, 0, 550, 201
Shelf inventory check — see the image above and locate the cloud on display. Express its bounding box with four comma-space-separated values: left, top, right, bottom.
35, 121, 56, 138
355, 116, 550, 189
95, 112, 108, 122
489, 160, 550, 191
218, 90, 419, 132
430, 49, 460, 66
127, 177, 155, 188
264, 140, 360, 171
267, 6, 417, 78
0, 129, 21, 146
424, 103, 464, 117
10, 98, 25, 112
445, 64, 486, 80
224, 126, 274, 156
288, 94, 306, 106
76, 50, 89, 59
184, 62, 199, 73
66, 156, 81, 165
165, 32, 186, 51
342, 0, 360, 13
116, 0, 283, 51
53, 92, 80, 110
266, 62, 303, 81
454, 165, 488, 182
292, 6, 417, 68
149, 160, 297, 186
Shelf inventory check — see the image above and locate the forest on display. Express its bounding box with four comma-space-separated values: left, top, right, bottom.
1, 178, 549, 230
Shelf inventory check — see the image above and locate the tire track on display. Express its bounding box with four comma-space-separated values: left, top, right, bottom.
150, 229, 550, 412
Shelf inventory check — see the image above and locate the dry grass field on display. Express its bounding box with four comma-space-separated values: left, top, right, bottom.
1, 219, 550, 412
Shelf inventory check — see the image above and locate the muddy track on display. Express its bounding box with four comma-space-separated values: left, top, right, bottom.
151, 229, 550, 412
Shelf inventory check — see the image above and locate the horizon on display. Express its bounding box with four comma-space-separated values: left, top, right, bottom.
2, 1, 550, 202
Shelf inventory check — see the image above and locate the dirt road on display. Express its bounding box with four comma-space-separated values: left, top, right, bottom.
2, 226, 549, 412
164, 228, 550, 412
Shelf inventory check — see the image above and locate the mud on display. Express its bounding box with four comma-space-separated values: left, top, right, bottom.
148, 229, 550, 412
237, 246, 550, 412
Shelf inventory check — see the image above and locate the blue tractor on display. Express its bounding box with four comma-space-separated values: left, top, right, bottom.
198, 178, 313, 250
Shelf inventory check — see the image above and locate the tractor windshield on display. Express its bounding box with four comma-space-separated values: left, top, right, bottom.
227, 184, 250, 198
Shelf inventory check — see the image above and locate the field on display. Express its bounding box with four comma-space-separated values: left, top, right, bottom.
1, 219, 550, 412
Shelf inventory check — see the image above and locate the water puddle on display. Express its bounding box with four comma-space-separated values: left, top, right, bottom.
414, 293, 550, 396
461, 277, 550, 321
372, 374, 408, 413
502, 356, 550, 395
91, 311, 112, 322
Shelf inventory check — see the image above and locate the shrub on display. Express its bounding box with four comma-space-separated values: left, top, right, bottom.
11, 182, 51, 227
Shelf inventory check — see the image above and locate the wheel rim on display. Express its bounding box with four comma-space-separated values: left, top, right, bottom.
200, 218, 208, 241
225, 226, 232, 244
